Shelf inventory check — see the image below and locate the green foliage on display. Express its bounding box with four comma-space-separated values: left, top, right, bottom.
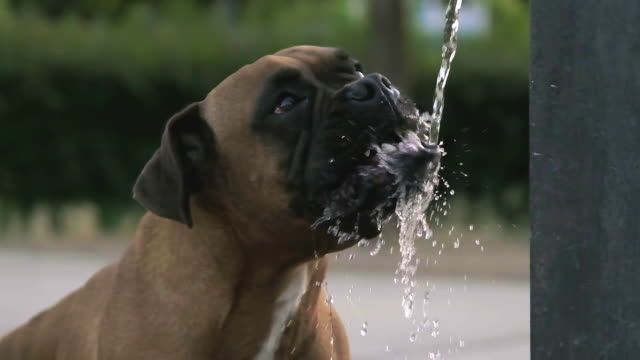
7, 0, 214, 19
0, 0, 528, 220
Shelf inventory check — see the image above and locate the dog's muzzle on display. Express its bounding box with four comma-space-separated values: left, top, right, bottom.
308, 73, 441, 241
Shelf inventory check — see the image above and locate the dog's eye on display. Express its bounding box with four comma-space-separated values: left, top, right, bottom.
274, 95, 301, 114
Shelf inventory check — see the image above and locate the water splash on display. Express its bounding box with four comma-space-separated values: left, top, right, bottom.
369, 235, 385, 256
394, 0, 463, 321
409, 332, 418, 342
394, 180, 436, 319
313, 0, 464, 349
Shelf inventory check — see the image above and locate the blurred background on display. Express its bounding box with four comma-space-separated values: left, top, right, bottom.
0, 0, 529, 359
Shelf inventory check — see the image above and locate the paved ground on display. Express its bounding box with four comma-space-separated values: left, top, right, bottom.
0, 248, 529, 359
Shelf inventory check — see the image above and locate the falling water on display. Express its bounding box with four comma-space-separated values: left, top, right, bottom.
423, 0, 463, 146
313, 2, 464, 351
396, 0, 463, 320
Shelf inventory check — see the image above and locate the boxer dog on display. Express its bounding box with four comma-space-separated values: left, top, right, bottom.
0, 46, 439, 359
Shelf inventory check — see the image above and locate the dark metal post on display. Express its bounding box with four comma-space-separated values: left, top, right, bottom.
531, 1, 640, 358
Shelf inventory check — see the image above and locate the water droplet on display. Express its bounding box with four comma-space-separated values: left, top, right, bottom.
329, 158, 335, 163
354, 239, 365, 247
348, 253, 356, 261
420, 317, 430, 330
475, 239, 480, 245
450, 190, 455, 195
369, 237, 384, 256
469, 224, 474, 231
459, 339, 465, 348
402, 297, 414, 318
325, 295, 334, 305
385, 345, 391, 352
453, 238, 460, 248
409, 332, 417, 342
360, 322, 368, 336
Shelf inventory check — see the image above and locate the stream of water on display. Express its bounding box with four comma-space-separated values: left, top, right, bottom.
320, 1, 464, 354
423, 0, 463, 146
395, 0, 463, 324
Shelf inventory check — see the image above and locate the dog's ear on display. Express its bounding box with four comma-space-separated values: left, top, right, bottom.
133, 102, 216, 227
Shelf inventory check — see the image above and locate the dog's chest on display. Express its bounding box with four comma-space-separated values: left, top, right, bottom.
254, 266, 309, 360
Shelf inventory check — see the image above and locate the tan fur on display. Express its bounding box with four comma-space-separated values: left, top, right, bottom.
0, 46, 355, 359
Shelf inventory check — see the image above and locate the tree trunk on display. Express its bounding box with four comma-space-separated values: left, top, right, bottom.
368, 0, 411, 92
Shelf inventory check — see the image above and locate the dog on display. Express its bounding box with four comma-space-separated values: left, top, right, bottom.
0, 45, 439, 359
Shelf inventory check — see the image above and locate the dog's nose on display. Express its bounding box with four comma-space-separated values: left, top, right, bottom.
343, 73, 400, 104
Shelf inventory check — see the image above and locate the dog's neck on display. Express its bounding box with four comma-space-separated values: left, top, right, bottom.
131, 207, 335, 358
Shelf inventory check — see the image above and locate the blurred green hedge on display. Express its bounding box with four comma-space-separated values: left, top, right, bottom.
0, 0, 528, 222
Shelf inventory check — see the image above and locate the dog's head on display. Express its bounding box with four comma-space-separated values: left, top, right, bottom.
134, 46, 439, 256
